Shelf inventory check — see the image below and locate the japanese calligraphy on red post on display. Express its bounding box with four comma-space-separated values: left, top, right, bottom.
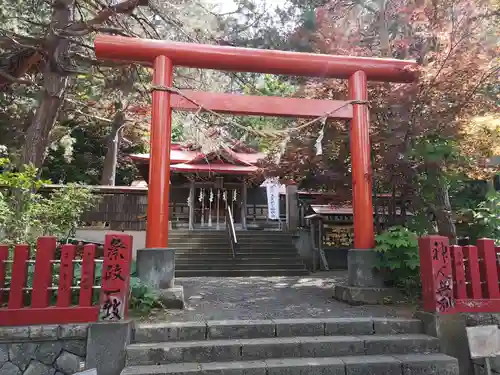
431, 238, 455, 313
99, 234, 133, 321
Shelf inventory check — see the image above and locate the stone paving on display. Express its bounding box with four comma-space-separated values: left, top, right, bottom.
138, 271, 417, 322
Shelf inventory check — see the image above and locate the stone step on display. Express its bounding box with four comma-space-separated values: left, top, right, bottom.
169, 242, 294, 248
175, 263, 307, 270
132, 319, 423, 344
174, 253, 299, 258
174, 257, 306, 263
121, 354, 459, 375
175, 252, 300, 258
171, 245, 296, 250
126, 334, 440, 366
174, 269, 309, 277
175, 252, 304, 263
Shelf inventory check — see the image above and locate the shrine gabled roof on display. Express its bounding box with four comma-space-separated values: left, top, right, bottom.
129, 143, 266, 167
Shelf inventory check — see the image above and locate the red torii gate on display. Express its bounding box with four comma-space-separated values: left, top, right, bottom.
94, 35, 418, 250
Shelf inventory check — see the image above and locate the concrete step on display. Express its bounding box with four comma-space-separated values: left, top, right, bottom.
174, 269, 309, 277
132, 319, 424, 343
175, 263, 307, 270
121, 354, 459, 375
126, 334, 440, 366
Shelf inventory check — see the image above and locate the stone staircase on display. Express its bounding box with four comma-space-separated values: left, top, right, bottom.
122, 318, 459, 375
169, 230, 309, 277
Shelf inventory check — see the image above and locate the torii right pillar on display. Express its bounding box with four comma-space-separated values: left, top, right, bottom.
334, 71, 402, 304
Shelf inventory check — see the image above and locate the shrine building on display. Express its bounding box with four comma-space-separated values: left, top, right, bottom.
128, 137, 288, 231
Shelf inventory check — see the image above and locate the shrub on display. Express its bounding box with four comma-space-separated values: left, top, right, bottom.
375, 226, 421, 296
0, 158, 98, 246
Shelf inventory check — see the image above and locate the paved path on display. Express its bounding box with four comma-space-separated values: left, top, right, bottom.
138, 272, 416, 322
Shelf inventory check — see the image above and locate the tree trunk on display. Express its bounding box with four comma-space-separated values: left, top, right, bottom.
433, 180, 458, 244
21, 0, 73, 168
101, 111, 125, 186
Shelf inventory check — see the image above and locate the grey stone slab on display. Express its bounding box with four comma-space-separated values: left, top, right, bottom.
241, 337, 301, 360
0, 362, 22, 375
137, 248, 175, 289
273, 319, 324, 337
342, 355, 403, 375
265, 357, 345, 375
175, 340, 241, 363
158, 286, 185, 309
86, 320, 132, 375
23, 360, 55, 375
347, 249, 385, 288
62, 339, 86, 357
394, 354, 459, 375
126, 344, 184, 366
324, 318, 374, 335
208, 320, 275, 339
0, 326, 30, 341
55, 351, 83, 374
9, 342, 38, 371
30, 325, 60, 340
298, 336, 365, 357
58, 324, 88, 339
361, 335, 440, 355
373, 319, 423, 334
35, 341, 63, 365
201, 360, 267, 375
0, 344, 8, 366
122, 363, 202, 375
134, 322, 206, 343
333, 285, 404, 305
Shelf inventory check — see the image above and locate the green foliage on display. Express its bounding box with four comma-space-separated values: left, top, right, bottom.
463, 191, 500, 244
375, 226, 421, 295
0, 158, 98, 246
42, 124, 145, 185
234, 75, 296, 151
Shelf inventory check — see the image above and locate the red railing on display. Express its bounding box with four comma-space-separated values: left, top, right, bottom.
419, 236, 500, 314
0, 233, 132, 326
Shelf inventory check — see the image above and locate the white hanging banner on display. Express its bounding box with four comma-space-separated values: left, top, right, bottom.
264, 179, 280, 220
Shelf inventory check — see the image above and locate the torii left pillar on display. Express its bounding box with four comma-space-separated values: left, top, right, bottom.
136, 56, 185, 308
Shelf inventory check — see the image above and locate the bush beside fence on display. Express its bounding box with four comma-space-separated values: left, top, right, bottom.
0, 233, 132, 326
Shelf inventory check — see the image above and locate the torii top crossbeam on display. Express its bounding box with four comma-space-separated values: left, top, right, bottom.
94, 35, 418, 250
95, 35, 417, 83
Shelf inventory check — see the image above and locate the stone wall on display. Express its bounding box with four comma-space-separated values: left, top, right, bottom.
0, 324, 88, 375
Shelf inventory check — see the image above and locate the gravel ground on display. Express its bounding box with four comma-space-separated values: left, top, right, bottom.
136, 271, 417, 322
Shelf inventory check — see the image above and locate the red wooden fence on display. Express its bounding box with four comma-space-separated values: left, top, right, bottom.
0, 233, 133, 326
419, 236, 500, 314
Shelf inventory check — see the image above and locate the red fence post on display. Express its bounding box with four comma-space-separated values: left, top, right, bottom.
477, 239, 500, 298
99, 234, 133, 321
57, 244, 76, 307
8, 245, 30, 309
463, 245, 482, 299
450, 245, 467, 299
0, 245, 8, 306
79, 244, 96, 306
419, 235, 456, 313
31, 237, 57, 308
